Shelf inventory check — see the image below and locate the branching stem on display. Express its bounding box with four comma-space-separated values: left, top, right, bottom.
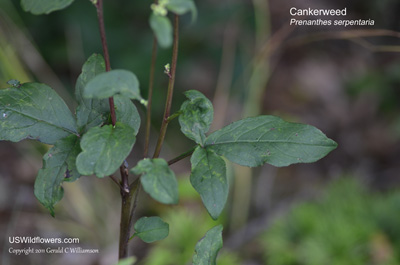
95, 0, 131, 259
153, 15, 179, 158
109, 175, 121, 188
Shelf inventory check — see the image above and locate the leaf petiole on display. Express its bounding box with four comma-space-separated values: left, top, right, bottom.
166, 111, 182, 123
168, 146, 196, 165
128, 233, 137, 241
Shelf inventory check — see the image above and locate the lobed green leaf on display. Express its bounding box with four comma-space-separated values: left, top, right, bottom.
190, 147, 227, 220
179, 90, 213, 145
205, 116, 337, 167
166, 0, 197, 21
83, 70, 142, 101
149, 14, 173, 48
75, 54, 109, 133
133, 216, 169, 243
131, 159, 178, 204
76, 122, 136, 178
0, 83, 78, 144
192, 225, 223, 265
21, 0, 75, 15
34, 135, 81, 216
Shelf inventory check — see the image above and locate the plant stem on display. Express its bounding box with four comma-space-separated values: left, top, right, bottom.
96, 0, 116, 126
144, 37, 158, 158
95, 0, 131, 259
109, 175, 121, 188
168, 146, 196, 165
153, 15, 179, 158
128, 181, 141, 232
119, 188, 134, 259
120, 165, 130, 194
119, 179, 140, 258
96, 0, 110, 72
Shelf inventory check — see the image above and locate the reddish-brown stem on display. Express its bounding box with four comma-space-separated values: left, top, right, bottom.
119, 189, 134, 259
120, 165, 130, 194
95, 0, 131, 260
118, 161, 132, 260
153, 15, 179, 158
108, 98, 117, 126
96, 0, 116, 126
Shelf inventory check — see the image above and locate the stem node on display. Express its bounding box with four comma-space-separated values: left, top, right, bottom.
153, 15, 180, 158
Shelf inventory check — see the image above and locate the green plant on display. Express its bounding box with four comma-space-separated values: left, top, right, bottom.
260, 178, 400, 265
143, 207, 241, 265
0, 0, 337, 263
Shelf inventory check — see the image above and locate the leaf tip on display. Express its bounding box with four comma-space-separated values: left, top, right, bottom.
48, 207, 56, 218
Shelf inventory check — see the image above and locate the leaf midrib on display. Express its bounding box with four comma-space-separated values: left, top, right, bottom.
204, 150, 221, 211
206, 139, 336, 148
3, 106, 78, 136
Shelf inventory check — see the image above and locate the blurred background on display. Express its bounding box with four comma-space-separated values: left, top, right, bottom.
1, 0, 400, 264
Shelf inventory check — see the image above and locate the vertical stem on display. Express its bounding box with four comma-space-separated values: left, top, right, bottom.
95, 0, 131, 259
144, 37, 158, 158
128, 181, 141, 231
108, 98, 117, 126
96, 0, 116, 126
119, 190, 134, 259
120, 179, 140, 259
153, 15, 179, 158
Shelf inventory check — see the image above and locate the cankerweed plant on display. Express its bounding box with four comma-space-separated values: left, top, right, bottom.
0, 0, 337, 263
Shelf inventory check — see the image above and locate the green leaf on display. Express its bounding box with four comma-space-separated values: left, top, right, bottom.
75, 54, 141, 134
76, 122, 136, 178
179, 90, 213, 145
131, 159, 178, 204
21, 0, 75, 15
75, 54, 109, 133
83, 70, 142, 101
114, 96, 141, 134
205, 115, 337, 167
133, 216, 169, 243
149, 14, 173, 48
166, 0, 197, 21
190, 147, 227, 220
0, 83, 78, 144
34, 135, 81, 216
193, 225, 223, 265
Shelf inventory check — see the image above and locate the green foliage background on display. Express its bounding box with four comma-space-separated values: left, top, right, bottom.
261, 178, 400, 265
